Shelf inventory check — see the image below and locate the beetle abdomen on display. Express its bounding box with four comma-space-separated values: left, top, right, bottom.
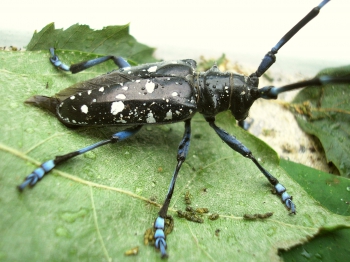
25, 95, 60, 116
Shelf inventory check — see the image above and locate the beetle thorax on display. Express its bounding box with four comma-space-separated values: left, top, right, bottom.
195, 65, 258, 120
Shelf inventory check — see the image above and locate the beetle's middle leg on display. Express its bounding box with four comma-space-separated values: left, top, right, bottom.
17, 125, 142, 191
154, 119, 191, 258
206, 117, 296, 214
238, 119, 253, 130
49, 47, 131, 73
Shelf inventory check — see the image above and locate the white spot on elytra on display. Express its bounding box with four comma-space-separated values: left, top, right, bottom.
92, 98, 96, 103
111, 101, 124, 115
81, 105, 88, 114
147, 66, 157, 73
122, 86, 128, 91
99, 87, 104, 92
87, 90, 92, 95
70, 95, 75, 100
164, 110, 172, 120
116, 94, 126, 99
116, 120, 127, 123
145, 81, 155, 93
172, 92, 178, 96
146, 112, 156, 123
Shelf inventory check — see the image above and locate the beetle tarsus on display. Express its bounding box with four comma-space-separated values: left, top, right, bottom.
17, 160, 55, 191
274, 183, 296, 214
154, 216, 168, 258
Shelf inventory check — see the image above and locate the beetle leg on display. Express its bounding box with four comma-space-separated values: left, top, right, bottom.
49, 47, 131, 74
238, 119, 254, 130
154, 119, 191, 258
17, 125, 142, 191
206, 117, 296, 214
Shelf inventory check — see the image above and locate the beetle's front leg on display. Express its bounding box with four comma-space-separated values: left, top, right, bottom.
206, 117, 296, 214
49, 47, 131, 73
154, 119, 191, 258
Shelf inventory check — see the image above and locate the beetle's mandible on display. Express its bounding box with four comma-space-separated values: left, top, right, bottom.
18, 0, 350, 258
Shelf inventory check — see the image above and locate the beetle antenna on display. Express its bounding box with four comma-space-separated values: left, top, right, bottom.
250, 0, 330, 79
258, 75, 350, 100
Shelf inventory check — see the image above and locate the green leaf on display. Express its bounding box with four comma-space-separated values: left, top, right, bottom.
26, 23, 157, 64
197, 53, 227, 71
280, 159, 350, 216
289, 65, 350, 177
1, 50, 349, 261
280, 227, 350, 262
279, 160, 350, 262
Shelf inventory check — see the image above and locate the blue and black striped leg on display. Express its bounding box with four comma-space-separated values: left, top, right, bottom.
154, 119, 191, 258
17, 125, 142, 191
49, 47, 130, 73
206, 117, 296, 214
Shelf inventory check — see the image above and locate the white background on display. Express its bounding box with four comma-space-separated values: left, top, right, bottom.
1, 0, 349, 74
1, 0, 348, 170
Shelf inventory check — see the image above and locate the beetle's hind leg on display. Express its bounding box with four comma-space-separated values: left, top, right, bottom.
49, 47, 131, 73
17, 125, 142, 191
154, 119, 191, 258
206, 117, 296, 214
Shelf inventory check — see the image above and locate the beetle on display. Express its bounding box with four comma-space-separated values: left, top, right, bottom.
17, 0, 350, 258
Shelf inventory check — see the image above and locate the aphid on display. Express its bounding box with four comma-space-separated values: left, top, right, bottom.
177, 210, 204, 224
185, 206, 195, 213
195, 207, 209, 214
209, 213, 220, 221
184, 190, 192, 205
17, 0, 350, 258
124, 246, 139, 256
243, 212, 274, 220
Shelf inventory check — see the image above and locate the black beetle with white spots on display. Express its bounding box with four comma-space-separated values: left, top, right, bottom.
18, 0, 350, 258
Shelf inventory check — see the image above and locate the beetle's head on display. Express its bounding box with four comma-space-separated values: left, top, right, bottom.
229, 81, 260, 121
